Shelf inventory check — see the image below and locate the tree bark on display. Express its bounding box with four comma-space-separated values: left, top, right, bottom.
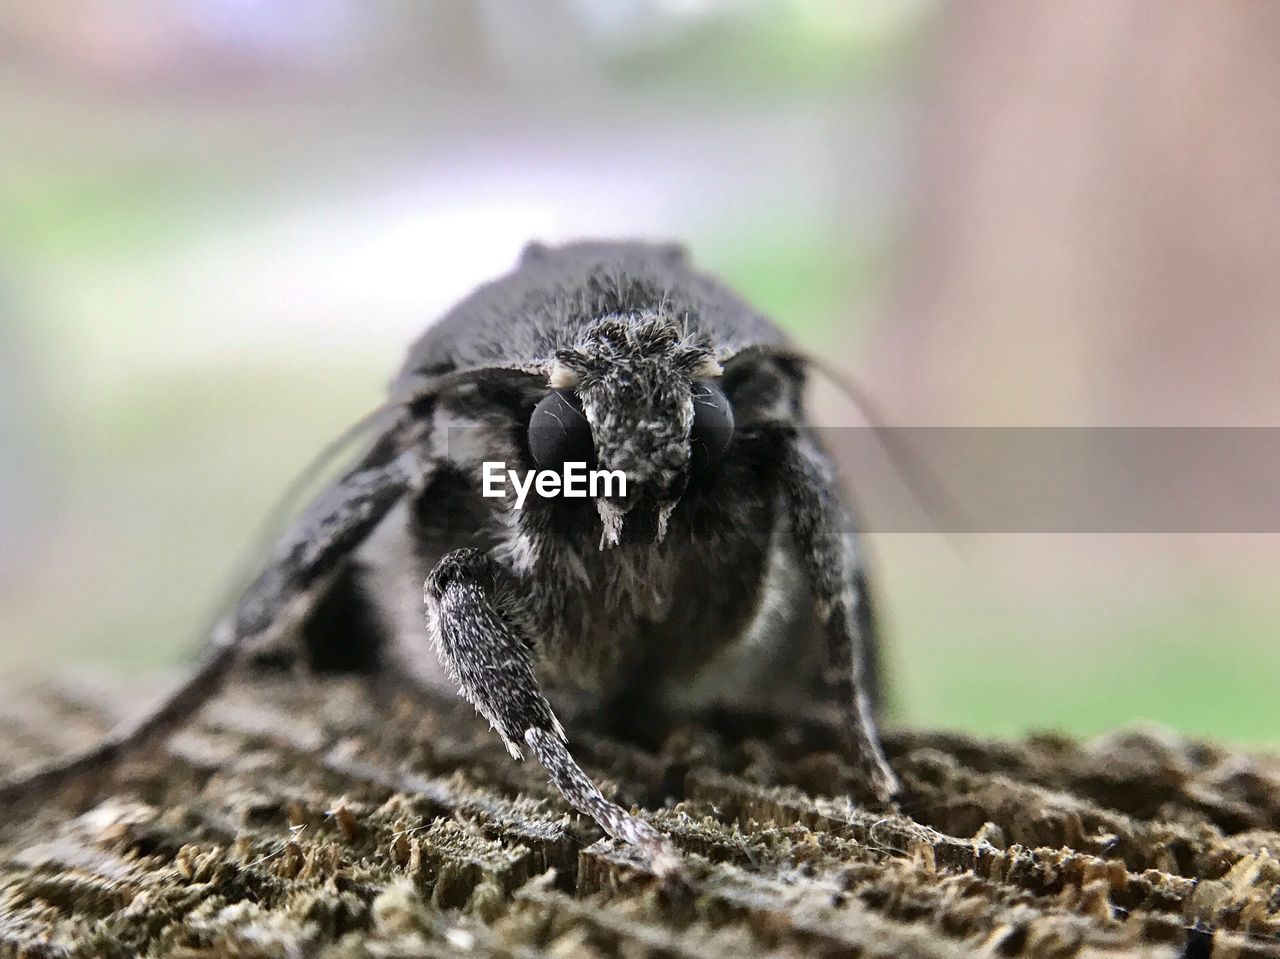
869, 0, 1280, 427
0, 676, 1277, 957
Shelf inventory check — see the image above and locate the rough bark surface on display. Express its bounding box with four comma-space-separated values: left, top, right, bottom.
0, 676, 1277, 958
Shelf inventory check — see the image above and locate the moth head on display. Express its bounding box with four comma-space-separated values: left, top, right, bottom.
528, 313, 732, 546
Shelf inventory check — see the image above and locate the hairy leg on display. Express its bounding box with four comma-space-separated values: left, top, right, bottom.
0, 451, 424, 809
424, 548, 683, 879
782, 430, 900, 802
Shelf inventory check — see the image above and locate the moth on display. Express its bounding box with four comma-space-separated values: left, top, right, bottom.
1, 240, 900, 879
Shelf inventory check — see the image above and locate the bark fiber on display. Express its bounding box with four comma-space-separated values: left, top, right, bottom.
1, 676, 1277, 957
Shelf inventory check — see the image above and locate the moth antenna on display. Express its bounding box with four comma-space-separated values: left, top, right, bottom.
390, 363, 549, 407
209, 401, 404, 618
800, 351, 974, 548
738, 344, 974, 549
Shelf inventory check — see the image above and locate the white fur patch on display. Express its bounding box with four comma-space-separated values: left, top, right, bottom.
596, 500, 624, 549
548, 362, 579, 389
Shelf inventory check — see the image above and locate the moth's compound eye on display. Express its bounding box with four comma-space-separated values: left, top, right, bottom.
689, 379, 734, 476
528, 389, 594, 469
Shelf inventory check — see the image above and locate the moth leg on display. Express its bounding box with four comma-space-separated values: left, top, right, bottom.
424, 548, 683, 879
782, 430, 901, 802
0, 451, 425, 809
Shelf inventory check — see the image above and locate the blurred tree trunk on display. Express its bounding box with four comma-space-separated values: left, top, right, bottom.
869, 0, 1280, 426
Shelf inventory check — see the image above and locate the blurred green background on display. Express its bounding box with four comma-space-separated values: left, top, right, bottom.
0, 1, 1276, 744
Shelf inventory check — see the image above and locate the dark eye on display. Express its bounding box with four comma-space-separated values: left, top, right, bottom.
690, 379, 734, 475
528, 389, 594, 468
